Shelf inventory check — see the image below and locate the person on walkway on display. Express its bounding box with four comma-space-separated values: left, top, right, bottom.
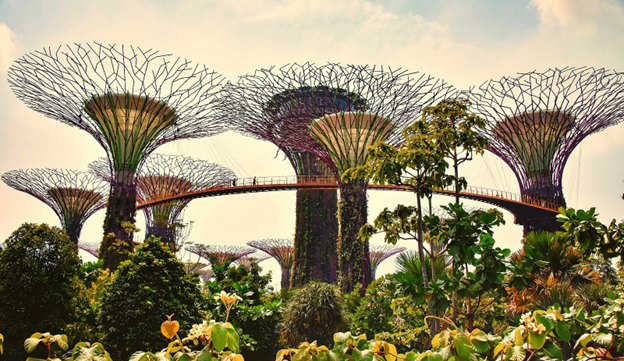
253, 176, 257, 185
232, 178, 237, 187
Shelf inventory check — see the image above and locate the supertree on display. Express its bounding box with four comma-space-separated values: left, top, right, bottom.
369, 244, 406, 280
468, 67, 624, 233
2, 169, 108, 243
90, 154, 235, 250
248, 238, 295, 290
8, 43, 226, 270
78, 242, 101, 258
186, 244, 255, 268
235, 254, 270, 268
222, 63, 456, 292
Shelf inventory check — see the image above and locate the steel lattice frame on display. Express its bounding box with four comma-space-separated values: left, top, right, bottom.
235, 255, 271, 268
2, 169, 108, 243
220, 63, 457, 293
90, 154, 235, 248
78, 242, 101, 258
8, 43, 227, 269
248, 238, 295, 289
369, 244, 406, 280
468, 67, 624, 232
186, 244, 255, 268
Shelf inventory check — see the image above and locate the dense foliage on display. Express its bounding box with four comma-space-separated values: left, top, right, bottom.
202, 262, 282, 361
280, 282, 347, 348
0, 223, 86, 360
99, 236, 203, 360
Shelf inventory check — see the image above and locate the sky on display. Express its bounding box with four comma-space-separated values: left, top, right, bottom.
1, 0, 624, 289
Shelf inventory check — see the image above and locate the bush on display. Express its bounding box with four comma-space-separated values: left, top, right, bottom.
0, 223, 86, 360
99, 236, 203, 360
279, 282, 346, 348
202, 263, 282, 361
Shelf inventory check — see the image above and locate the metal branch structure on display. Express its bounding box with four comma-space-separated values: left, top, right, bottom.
235, 255, 270, 268
469, 67, 624, 232
186, 244, 255, 268
8, 43, 227, 270
221, 63, 457, 292
79, 241, 102, 258
92, 154, 235, 250
2, 169, 108, 243
369, 244, 406, 280
248, 238, 295, 290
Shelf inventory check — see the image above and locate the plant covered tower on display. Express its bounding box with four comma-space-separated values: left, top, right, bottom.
221, 63, 455, 292
8, 43, 226, 270
1, 169, 108, 244
369, 244, 406, 280
90, 154, 235, 250
469, 67, 624, 233
186, 244, 255, 268
248, 238, 295, 290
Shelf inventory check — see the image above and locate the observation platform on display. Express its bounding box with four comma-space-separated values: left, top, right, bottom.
136, 176, 561, 225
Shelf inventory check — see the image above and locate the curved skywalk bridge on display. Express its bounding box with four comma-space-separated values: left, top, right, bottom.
136, 175, 561, 225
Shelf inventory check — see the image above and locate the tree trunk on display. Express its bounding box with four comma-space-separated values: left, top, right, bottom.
100, 170, 137, 271
291, 189, 339, 287
63, 219, 83, 245
337, 180, 370, 294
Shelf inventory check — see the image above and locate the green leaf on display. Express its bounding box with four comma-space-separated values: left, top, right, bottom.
543, 342, 563, 360
575, 333, 592, 349
196, 349, 212, 361
211, 323, 227, 352
528, 330, 546, 350
506, 345, 526, 361
555, 321, 571, 342
226, 328, 240, 353
453, 333, 473, 359
592, 333, 613, 347
534, 312, 555, 333
24, 337, 42, 353
177, 353, 194, 361
56, 334, 69, 351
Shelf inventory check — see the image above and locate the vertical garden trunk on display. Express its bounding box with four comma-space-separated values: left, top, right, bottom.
146, 225, 175, 250
291, 188, 339, 287
337, 181, 370, 294
101, 172, 137, 270
281, 267, 292, 290
63, 220, 83, 245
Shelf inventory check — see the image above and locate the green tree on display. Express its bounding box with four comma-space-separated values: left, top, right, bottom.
202, 263, 282, 361
279, 282, 346, 348
0, 223, 86, 360
99, 236, 203, 360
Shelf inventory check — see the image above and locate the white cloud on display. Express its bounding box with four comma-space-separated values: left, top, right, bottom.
529, 0, 624, 36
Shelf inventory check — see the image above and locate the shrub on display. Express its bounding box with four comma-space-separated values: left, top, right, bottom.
99, 236, 203, 360
279, 282, 346, 348
202, 263, 282, 361
0, 223, 86, 360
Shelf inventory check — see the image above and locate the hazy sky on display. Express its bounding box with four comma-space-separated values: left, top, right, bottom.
1, 0, 623, 289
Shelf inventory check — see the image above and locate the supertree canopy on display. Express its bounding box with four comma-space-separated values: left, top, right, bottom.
78, 242, 101, 258
186, 244, 255, 268
469, 67, 624, 232
369, 244, 406, 280
221, 63, 456, 293
90, 154, 235, 250
2, 169, 108, 243
248, 238, 295, 290
235, 255, 270, 268
8, 43, 226, 270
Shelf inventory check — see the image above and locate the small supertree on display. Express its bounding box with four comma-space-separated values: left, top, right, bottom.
222, 63, 456, 292
185, 244, 255, 268
78, 242, 101, 258
248, 238, 295, 290
369, 244, 406, 280
235, 254, 270, 268
91, 154, 235, 250
8, 43, 226, 270
469, 67, 624, 232
1, 169, 108, 243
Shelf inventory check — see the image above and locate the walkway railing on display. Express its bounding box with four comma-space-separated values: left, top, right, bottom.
138, 175, 562, 212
